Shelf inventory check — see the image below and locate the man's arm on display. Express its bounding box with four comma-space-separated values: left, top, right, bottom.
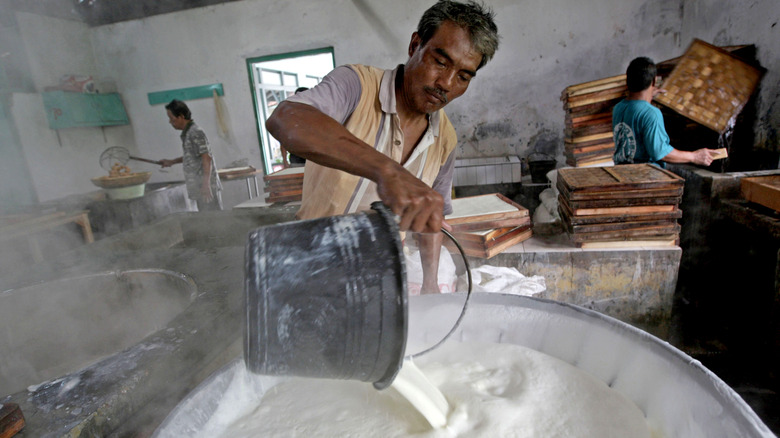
160, 157, 183, 167
418, 232, 444, 294
661, 148, 716, 166
641, 110, 717, 167
266, 101, 445, 233
200, 153, 214, 202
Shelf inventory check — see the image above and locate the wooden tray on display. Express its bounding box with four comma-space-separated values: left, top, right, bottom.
741, 175, 780, 212
561, 195, 681, 210
558, 164, 684, 194
263, 167, 305, 181
565, 97, 625, 117
567, 224, 680, 242
560, 184, 683, 201
559, 195, 678, 216
445, 227, 532, 259
559, 200, 682, 225
452, 224, 531, 247
567, 218, 679, 234
576, 237, 679, 249
565, 141, 615, 156
0, 402, 25, 438
563, 74, 626, 97
567, 112, 613, 126
653, 39, 765, 134
565, 155, 615, 168
264, 194, 302, 203
217, 166, 257, 178
264, 179, 305, 191
446, 194, 529, 232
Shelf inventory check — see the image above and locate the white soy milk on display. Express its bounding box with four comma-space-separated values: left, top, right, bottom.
390, 358, 450, 428
217, 342, 654, 437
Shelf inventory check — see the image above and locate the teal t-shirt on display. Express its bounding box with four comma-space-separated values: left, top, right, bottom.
612, 99, 674, 166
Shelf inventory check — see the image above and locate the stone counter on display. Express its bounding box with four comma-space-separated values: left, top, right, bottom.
458, 233, 681, 339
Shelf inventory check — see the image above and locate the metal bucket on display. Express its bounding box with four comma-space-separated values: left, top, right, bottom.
243, 202, 407, 389
528, 153, 557, 183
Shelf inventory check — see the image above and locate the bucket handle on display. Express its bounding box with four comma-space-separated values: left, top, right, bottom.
408, 227, 473, 359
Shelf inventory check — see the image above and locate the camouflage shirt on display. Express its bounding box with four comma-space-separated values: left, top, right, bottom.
180, 121, 221, 201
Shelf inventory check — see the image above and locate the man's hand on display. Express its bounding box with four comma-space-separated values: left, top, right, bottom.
160, 159, 175, 168
375, 164, 445, 234
691, 148, 716, 167
662, 147, 717, 166
200, 180, 214, 202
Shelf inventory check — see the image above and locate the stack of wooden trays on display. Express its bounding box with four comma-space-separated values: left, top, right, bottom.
561, 74, 627, 167
444, 193, 532, 259
557, 164, 684, 248
263, 167, 304, 203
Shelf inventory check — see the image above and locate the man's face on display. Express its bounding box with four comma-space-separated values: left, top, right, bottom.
402, 20, 483, 115
167, 109, 187, 130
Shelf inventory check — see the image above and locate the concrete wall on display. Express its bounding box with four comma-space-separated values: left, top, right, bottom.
3, 0, 779, 203
8, 12, 137, 202
466, 244, 682, 339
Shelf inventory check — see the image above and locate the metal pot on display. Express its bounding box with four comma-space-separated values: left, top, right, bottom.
154, 293, 775, 438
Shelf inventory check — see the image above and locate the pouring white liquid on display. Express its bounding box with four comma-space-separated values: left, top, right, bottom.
390, 358, 450, 428
217, 342, 654, 437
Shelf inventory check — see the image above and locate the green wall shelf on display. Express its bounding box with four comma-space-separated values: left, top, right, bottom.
42, 91, 129, 129
147, 83, 224, 106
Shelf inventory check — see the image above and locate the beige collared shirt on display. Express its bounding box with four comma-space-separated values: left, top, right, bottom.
286, 64, 457, 220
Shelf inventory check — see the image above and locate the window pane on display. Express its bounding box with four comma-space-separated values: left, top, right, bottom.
303, 75, 322, 88
260, 69, 282, 85
265, 89, 285, 111
283, 73, 297, 86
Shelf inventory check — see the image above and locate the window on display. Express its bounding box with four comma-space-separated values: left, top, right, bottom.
247, 48, 335, 174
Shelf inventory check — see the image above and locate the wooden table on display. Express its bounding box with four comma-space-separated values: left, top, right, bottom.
0, 210, 93, 262
218, 167, 262, 199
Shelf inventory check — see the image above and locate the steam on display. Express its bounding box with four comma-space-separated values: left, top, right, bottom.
0, 270, 195, 397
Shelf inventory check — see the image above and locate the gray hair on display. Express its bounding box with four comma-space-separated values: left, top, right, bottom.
417, 0, 500, 70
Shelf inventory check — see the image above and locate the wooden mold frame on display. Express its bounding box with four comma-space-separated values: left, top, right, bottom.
653, 39, 764, 134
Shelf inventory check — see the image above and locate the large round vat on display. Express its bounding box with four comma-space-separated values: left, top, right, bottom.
0, 269, 197, 397
154, 293, 774, 438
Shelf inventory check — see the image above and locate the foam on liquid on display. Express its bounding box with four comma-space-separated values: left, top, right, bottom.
218, 342, 654, 437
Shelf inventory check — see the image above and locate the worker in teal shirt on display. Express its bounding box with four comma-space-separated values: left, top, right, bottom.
613, 57, 717, 167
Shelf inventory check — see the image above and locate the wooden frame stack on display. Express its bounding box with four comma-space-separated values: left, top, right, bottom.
444, 193, 532, 258
263, 167, 304, 203
557, 164, 684, 248
560, 74, 626, 167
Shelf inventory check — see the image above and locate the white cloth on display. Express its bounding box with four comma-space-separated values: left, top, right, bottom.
459, 265, 546, 296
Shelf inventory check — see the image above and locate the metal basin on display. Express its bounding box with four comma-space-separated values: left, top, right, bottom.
0, 269, 196, 397
154, 293, 774, 438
